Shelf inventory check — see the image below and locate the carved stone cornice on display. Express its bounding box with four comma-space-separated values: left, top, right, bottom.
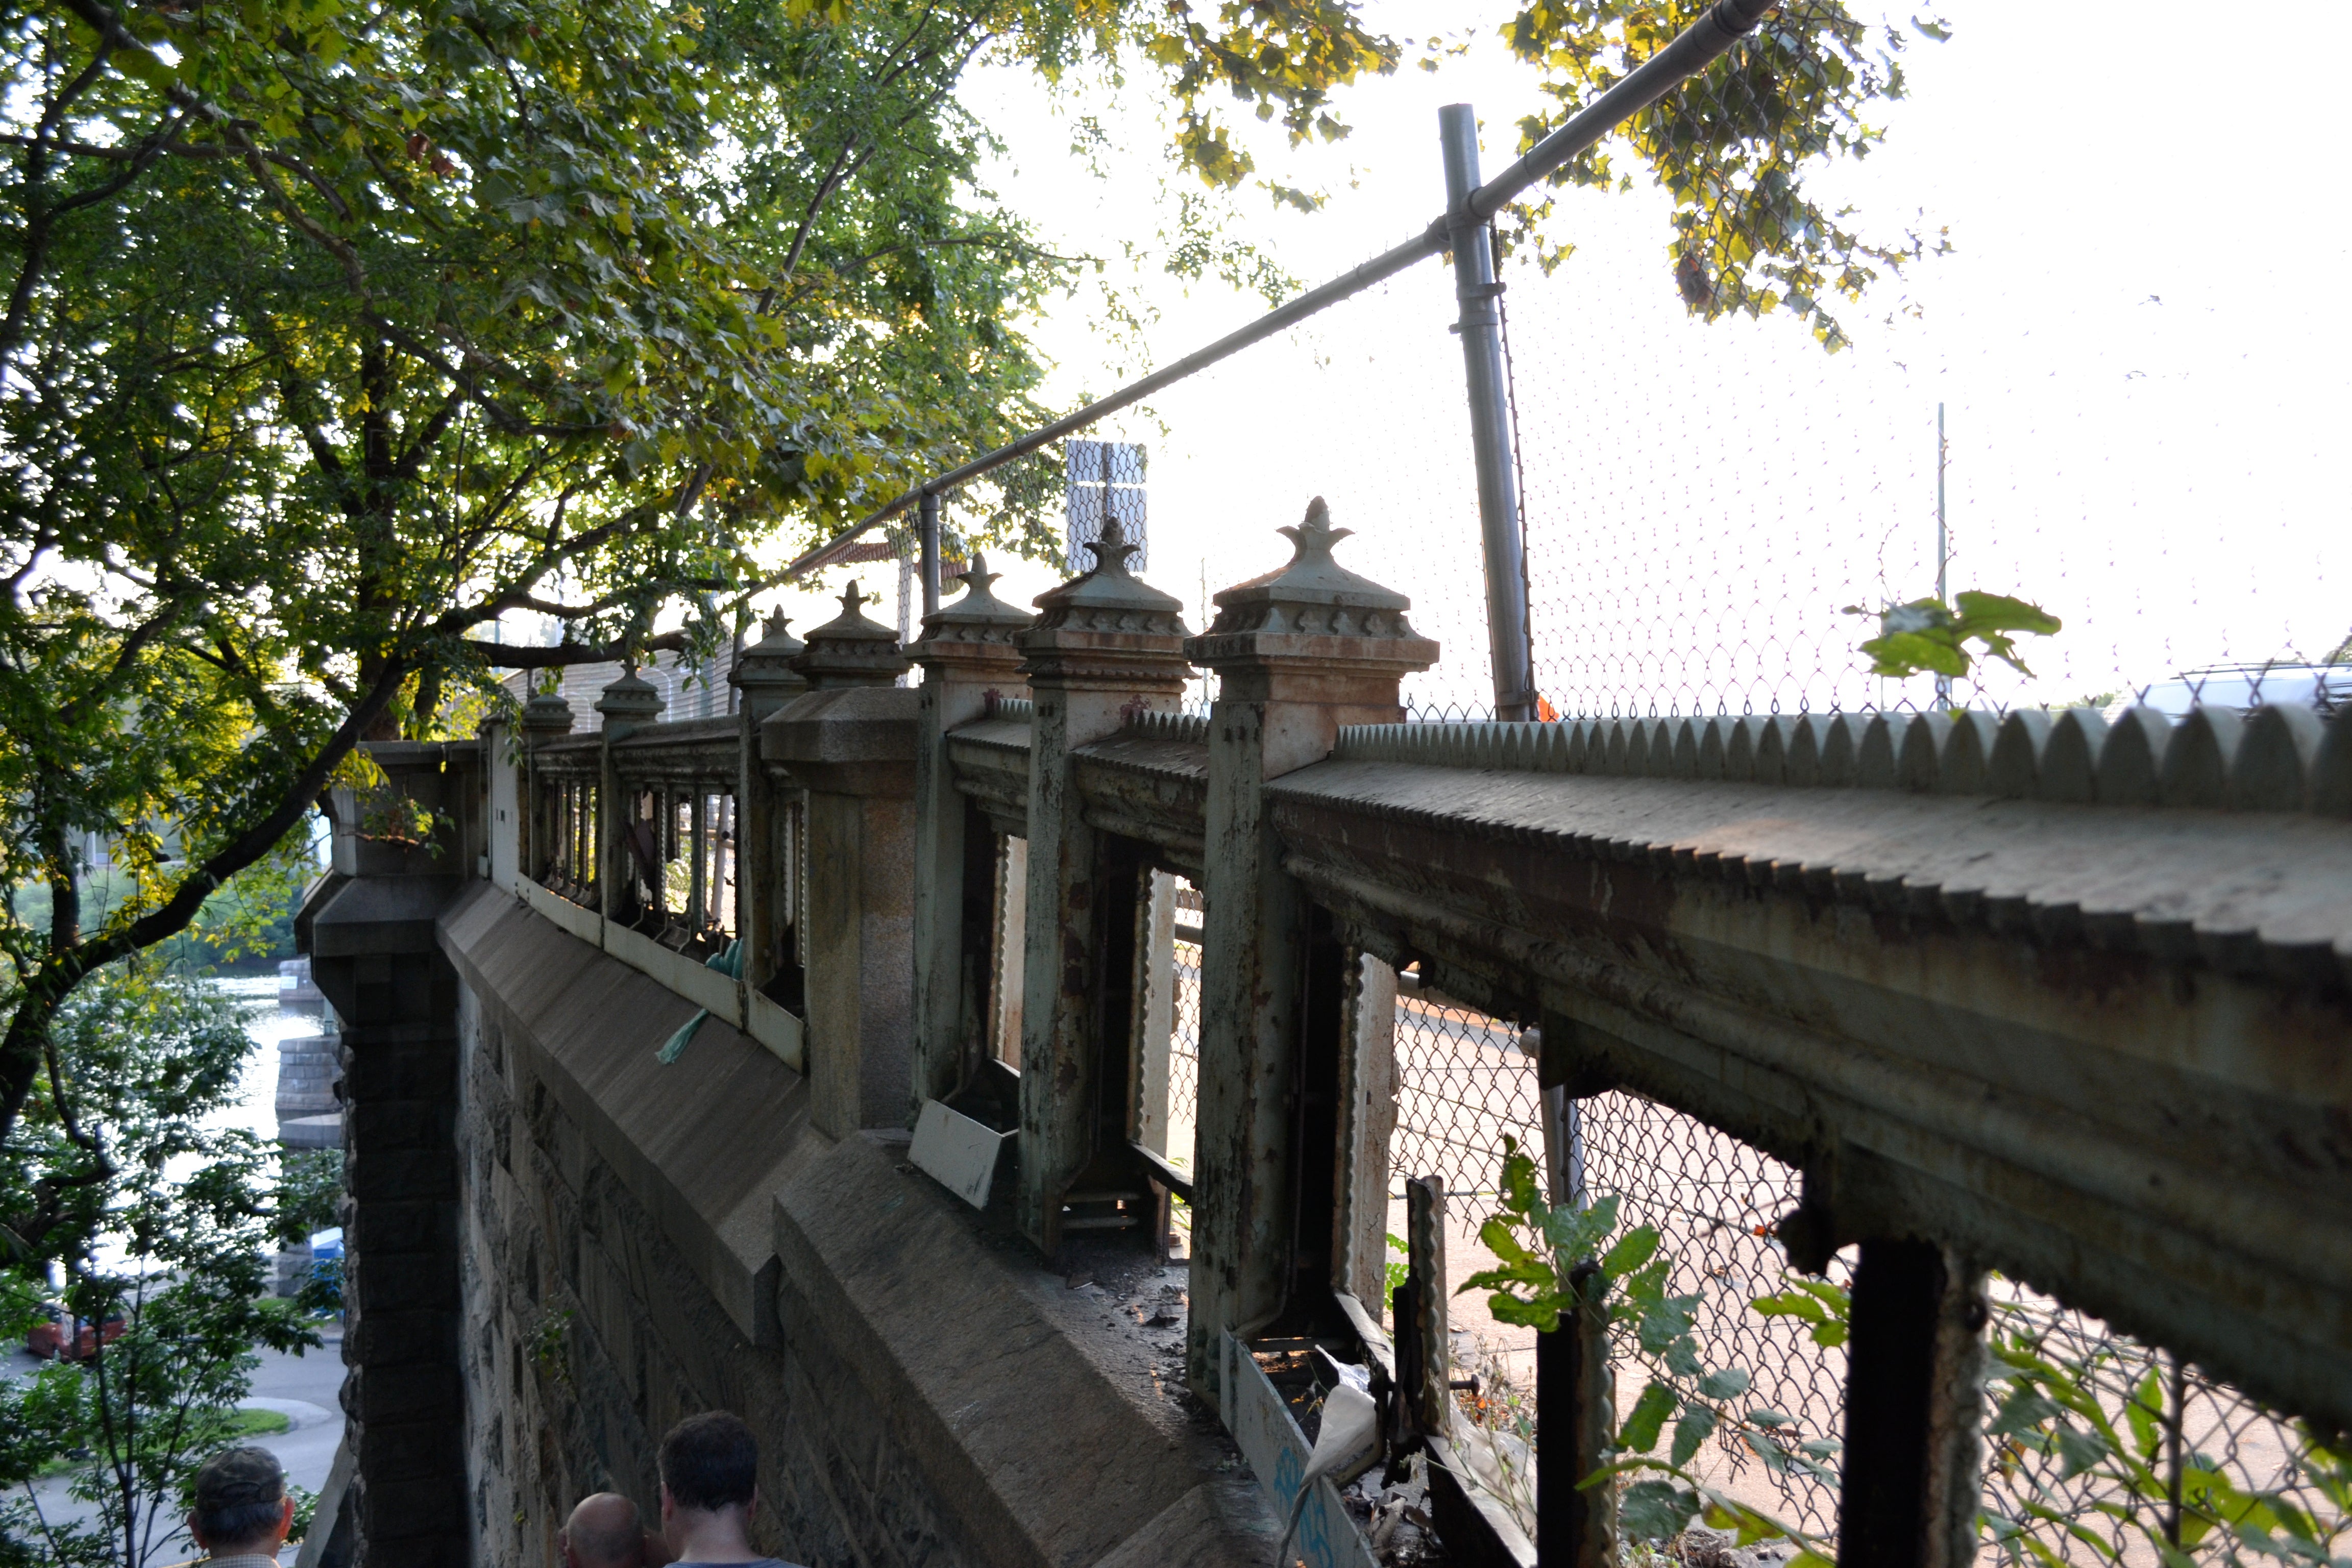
728, 608, 810, 721
593, 662, 665, 738
520, 684, 576, 745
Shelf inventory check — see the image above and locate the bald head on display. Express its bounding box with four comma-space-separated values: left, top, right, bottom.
562, 1492, 645, 1568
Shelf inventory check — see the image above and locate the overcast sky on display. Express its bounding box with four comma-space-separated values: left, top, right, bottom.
758, 3, 2350, 719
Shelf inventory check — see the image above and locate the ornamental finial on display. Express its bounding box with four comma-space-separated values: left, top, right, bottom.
956, 552, 1000, 595
1277, 496, 1353, 565
1085, 512, 1139, 573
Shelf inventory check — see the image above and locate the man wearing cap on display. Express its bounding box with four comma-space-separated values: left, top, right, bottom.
185, 1446, 296, 1566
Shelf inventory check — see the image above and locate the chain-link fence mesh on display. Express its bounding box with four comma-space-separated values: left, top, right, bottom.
1387, 988, 1539, 1204
1385, 979, 1850, 1541
1981, 1288, 2352, 1567
1385, 977, 2350, 1560
1577, 1091, 1849, 1542
1167, 876, 1203, 1174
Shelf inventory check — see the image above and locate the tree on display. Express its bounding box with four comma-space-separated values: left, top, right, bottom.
1497, 1, 1950, 351
0, 967, 325, 1567
0, 0, 1400, 1237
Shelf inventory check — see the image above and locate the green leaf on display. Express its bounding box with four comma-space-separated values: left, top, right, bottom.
1638, 1292, 1701, 1356
1478, 1215, 1538, 1266
1697, 1367, 1751, 1400
1601, 1223, 1661, 1278
1752, 1290, 1829, 1325
1953, 591, 2062, 635
1618, 1380, 1677, 1454
1988, 1385, 2066, 1441
1670, 1405, 1719, 1467
2124, 1364, 2163, 1460
1486, 1290, 1571, 1330
2052, 1422, 2111, 1480
1619, 1480, 1702, 1544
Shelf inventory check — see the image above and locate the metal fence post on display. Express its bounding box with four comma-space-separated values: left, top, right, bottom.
1132, 870, 1177, 1156
918, 488, 943, 620
1439, 103, 1536, 723
1836, 1238, 1989, 1568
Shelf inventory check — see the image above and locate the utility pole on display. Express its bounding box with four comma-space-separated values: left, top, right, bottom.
1439, 104, 1536, 723
1935, 403, 1951, 709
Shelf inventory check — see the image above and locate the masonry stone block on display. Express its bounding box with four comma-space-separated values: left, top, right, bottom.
1010, 515, 1193, 1250
347, 1308, 461, 1367
348, 1251, 460, 1311
345, 1197, 457, 1254
910, 556, 1035, 1109
342, 1097, 455, 1150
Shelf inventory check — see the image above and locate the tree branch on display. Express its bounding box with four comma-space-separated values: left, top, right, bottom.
0, 661, 409, 1154
460, 627, 690, 669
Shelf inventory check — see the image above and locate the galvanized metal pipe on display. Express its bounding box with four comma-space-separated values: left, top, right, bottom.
1441, 104, 1535, 722
780, 230, 1441, 580
918, 488, 942, 620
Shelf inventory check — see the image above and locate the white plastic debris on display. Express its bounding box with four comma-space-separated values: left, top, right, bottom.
1272, 1381, 1381, 1567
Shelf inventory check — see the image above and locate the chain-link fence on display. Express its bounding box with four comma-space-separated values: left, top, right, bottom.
1384, 979, 1851, 1541
1981, 1288, 2352, 1567
1167, 877, 1203, 1174
1386, 973, 2351, 1562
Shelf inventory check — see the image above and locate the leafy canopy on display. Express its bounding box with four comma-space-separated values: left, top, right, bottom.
1498, 1, 1951, 350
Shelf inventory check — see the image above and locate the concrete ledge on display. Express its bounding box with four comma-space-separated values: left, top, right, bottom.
773, 1133, 1278, 1568
604, 918, 742, 1021
439, 883, 814, 1341
310, 876, 460, 956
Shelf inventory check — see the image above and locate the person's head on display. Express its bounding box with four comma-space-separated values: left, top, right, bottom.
560, 1492, 645, 1568
656, 1411, 758, 1527
187, 1446, 294, 1558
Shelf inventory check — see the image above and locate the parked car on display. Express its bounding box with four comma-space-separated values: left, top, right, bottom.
25, 1302, 127, 1362
308, 1227, 345, 1312
2113, 660, 2351, 720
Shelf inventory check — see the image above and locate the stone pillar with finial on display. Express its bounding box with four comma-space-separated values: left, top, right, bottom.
762, 584, 917, 1136
594, 660, 665, 923
728, 611, 808, 992
1182, 497, 1437, 1406
516, 676, 576, 883
910, 555, 1034, 1113
1012, 514, 1193, 1254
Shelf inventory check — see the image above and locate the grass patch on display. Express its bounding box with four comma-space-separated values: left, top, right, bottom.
221, 1407, 293, 1439
33, 1407, 289, 1478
